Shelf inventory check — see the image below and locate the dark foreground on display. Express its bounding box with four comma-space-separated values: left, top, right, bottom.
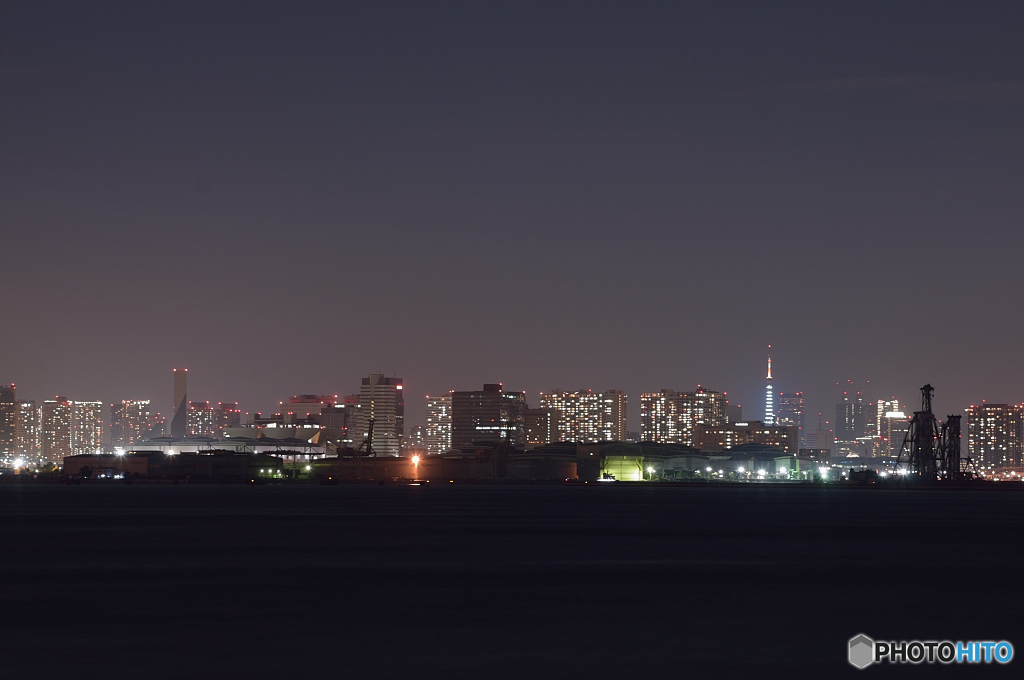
1, 483, 1020, 679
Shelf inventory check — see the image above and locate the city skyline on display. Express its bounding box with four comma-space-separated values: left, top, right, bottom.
0, 346, 1007, 436
0, 348, 1009, 440
0, 359, 1011, 450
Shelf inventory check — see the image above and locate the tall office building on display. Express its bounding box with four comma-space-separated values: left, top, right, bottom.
538, 389, 627, 443
835, 390, 869, 448
171, 369, 188, 438
878, 408, 909, 459
876, 399, 899, 437
967, 404, 1023, 469
451, 383, 526, 448
764, 347, 775, 425
0, 384, 15, 456
71, 401, 103, 455
639, 387, 726, 446
187, 401, 216, 437
41, 397, 73, 461
15, 400, 39, 458
355, 374, 404, 456
425, 393, 452, 454
110, 399, 158, 448
777, 392, 805, 446
524, 407, 558, 449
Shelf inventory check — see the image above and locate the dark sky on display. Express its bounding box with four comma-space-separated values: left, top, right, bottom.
2, 1, 1023, 429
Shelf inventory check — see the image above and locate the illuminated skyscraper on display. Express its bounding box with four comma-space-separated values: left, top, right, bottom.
355, 374, 404, 456
187, 401, 216, 437
764, 347, 775, 425
967, 403, 1023, 469
41, 397, 73, 461
425, 393, 452, 454
876, 399, 899, 436
878, 407, 909, 459
171, 369, 188, 438
15, 400, 39, 458
640, 387, 726, 446
538, 389, 627, 442
71, 401, 103, 455
0, 384, 15, 456
640, 390, 681, 443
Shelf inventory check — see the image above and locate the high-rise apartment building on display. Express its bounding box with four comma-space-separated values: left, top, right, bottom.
41, 397, 73, 461
967, 404, 1023, 469
171, 368, 188, 438
639, 387, 726, 446
640, 390, 681, 443
603, 390, 628, 442
425, 393, 452, 454
110, 399, 160, 448
0, 384, 16, 456
451, 383, 526, 448
524, 407, 558, 449
71, 401, 103, 455
538, 389, 627, 443
187, 401, 216, 438
15, 400, 39, 458
355, 374, 404, 456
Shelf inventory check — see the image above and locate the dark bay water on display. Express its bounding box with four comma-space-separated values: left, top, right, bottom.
1, 483, 1021, 678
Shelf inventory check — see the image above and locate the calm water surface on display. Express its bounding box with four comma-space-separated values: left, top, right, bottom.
1, 483, 1020, 678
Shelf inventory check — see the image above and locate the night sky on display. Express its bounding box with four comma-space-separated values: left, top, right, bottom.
2, 2, 1023, 429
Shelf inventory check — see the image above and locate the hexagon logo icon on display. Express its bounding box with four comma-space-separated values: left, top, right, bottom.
849, 634, 874, 669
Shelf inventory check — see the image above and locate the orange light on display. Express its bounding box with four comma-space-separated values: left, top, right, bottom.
412, 455, 420, 464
